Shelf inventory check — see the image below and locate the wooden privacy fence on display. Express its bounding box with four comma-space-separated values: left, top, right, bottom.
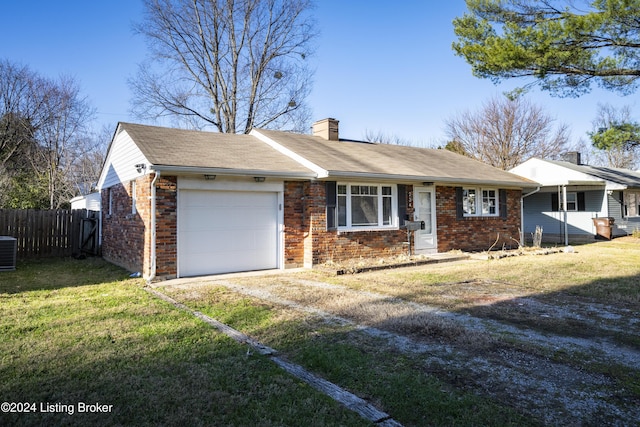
0, 209, 99, 259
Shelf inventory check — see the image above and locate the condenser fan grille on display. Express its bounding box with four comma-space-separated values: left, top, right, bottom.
0, 236, 17, 271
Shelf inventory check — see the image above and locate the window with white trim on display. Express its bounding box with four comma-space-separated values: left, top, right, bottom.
564, 192, 577, 211
337, 183, 396, 229
462, 187, 499, 217
551, 191, 585, 212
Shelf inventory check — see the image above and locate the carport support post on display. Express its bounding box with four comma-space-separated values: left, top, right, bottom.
149, 170, 160, 282
562, 185, 568, 246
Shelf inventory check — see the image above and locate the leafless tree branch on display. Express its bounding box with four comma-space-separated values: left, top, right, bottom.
445, 94, 570, 169
131, 0, 317, 134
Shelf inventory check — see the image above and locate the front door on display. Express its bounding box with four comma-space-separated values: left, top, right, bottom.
413, 186, 437, 253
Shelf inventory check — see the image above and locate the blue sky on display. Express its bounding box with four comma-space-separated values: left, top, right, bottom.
2, 1, 638, 148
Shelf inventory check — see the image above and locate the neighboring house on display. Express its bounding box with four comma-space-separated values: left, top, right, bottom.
70, 192, 101, 212
97, 118, 537, 280
510, 153, 640, 244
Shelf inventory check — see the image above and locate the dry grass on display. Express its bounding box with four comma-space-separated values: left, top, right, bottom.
220, 238, 640, 350
162, 280, 532, 426
326, 237, 640, 308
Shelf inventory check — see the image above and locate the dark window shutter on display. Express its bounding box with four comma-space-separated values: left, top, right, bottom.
326, 181, 337, 230
455, 187, 464, 219
499, 189, 507, 219
551, 193, 559, 211
397, 184, 407, 228
577, 192, 586, 211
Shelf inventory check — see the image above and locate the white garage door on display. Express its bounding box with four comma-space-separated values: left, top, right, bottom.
178, 190, 279, 277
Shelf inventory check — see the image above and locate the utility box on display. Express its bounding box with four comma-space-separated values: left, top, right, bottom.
0, 236, 17, 271
592, 217, 615, 240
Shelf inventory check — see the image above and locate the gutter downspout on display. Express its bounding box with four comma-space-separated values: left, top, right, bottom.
520, 186, 540, 245
148, 170, 160, 283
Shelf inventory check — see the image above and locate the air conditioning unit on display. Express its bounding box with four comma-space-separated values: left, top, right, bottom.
0, 236, 17, 271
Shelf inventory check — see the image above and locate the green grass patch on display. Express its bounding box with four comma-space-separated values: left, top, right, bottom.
0, 258, 367, 426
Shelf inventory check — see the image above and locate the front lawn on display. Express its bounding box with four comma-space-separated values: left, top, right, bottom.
4, 238, 637, 426
161, 238, 640, 425
0, 258, 366, 426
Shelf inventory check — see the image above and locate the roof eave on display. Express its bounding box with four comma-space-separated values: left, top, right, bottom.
151, 165, 317, 179
324, 171, 539, 188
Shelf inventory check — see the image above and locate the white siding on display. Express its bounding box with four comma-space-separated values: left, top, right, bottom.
97, 129, 149, 190
511, 158, 602, 186
70, 193, 101, 211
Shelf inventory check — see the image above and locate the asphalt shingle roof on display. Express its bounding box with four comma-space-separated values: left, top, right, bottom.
546, 159, 640, 188
118, 122, 314, 176
255, 129, 536, 186
118, 122, 537, 187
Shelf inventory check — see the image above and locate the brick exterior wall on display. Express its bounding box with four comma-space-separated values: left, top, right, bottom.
283, 181, 414, 266
282, 182, 522, 267
155, 175, 177, 278
283, 181, 305, 267
101, 174, 177, 279
436, 186, 522, 252
104, 176, 522, 277
101, 175, 152, 274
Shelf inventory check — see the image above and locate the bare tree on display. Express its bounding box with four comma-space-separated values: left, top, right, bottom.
445, 95, 570, 170
589, 104, 639, 169
67, 125, 110, 196
131, 0, 317, 134
363, 129, 413, 146
0, 61, 49, 169
0, 59, 96, 209
32, 75, 96, 208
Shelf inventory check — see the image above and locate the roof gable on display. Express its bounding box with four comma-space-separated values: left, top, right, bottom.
113, 122, 315, 177
97, 125, 149, 189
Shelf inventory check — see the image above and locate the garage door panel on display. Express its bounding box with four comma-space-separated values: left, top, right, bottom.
178, 190, 279, 276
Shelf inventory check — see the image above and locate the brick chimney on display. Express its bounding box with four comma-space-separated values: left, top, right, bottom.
312, 118, 339, 141
562, 151, 582, 165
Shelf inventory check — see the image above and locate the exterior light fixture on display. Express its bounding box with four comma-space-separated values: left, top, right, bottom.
254, 177, 266, 182
422, 182, 434, 186
204, 174, 216, 180
135, 163, 146, 173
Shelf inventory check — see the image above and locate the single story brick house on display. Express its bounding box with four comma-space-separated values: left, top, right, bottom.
97, 118, 537, 280
510, 153, 640, 244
